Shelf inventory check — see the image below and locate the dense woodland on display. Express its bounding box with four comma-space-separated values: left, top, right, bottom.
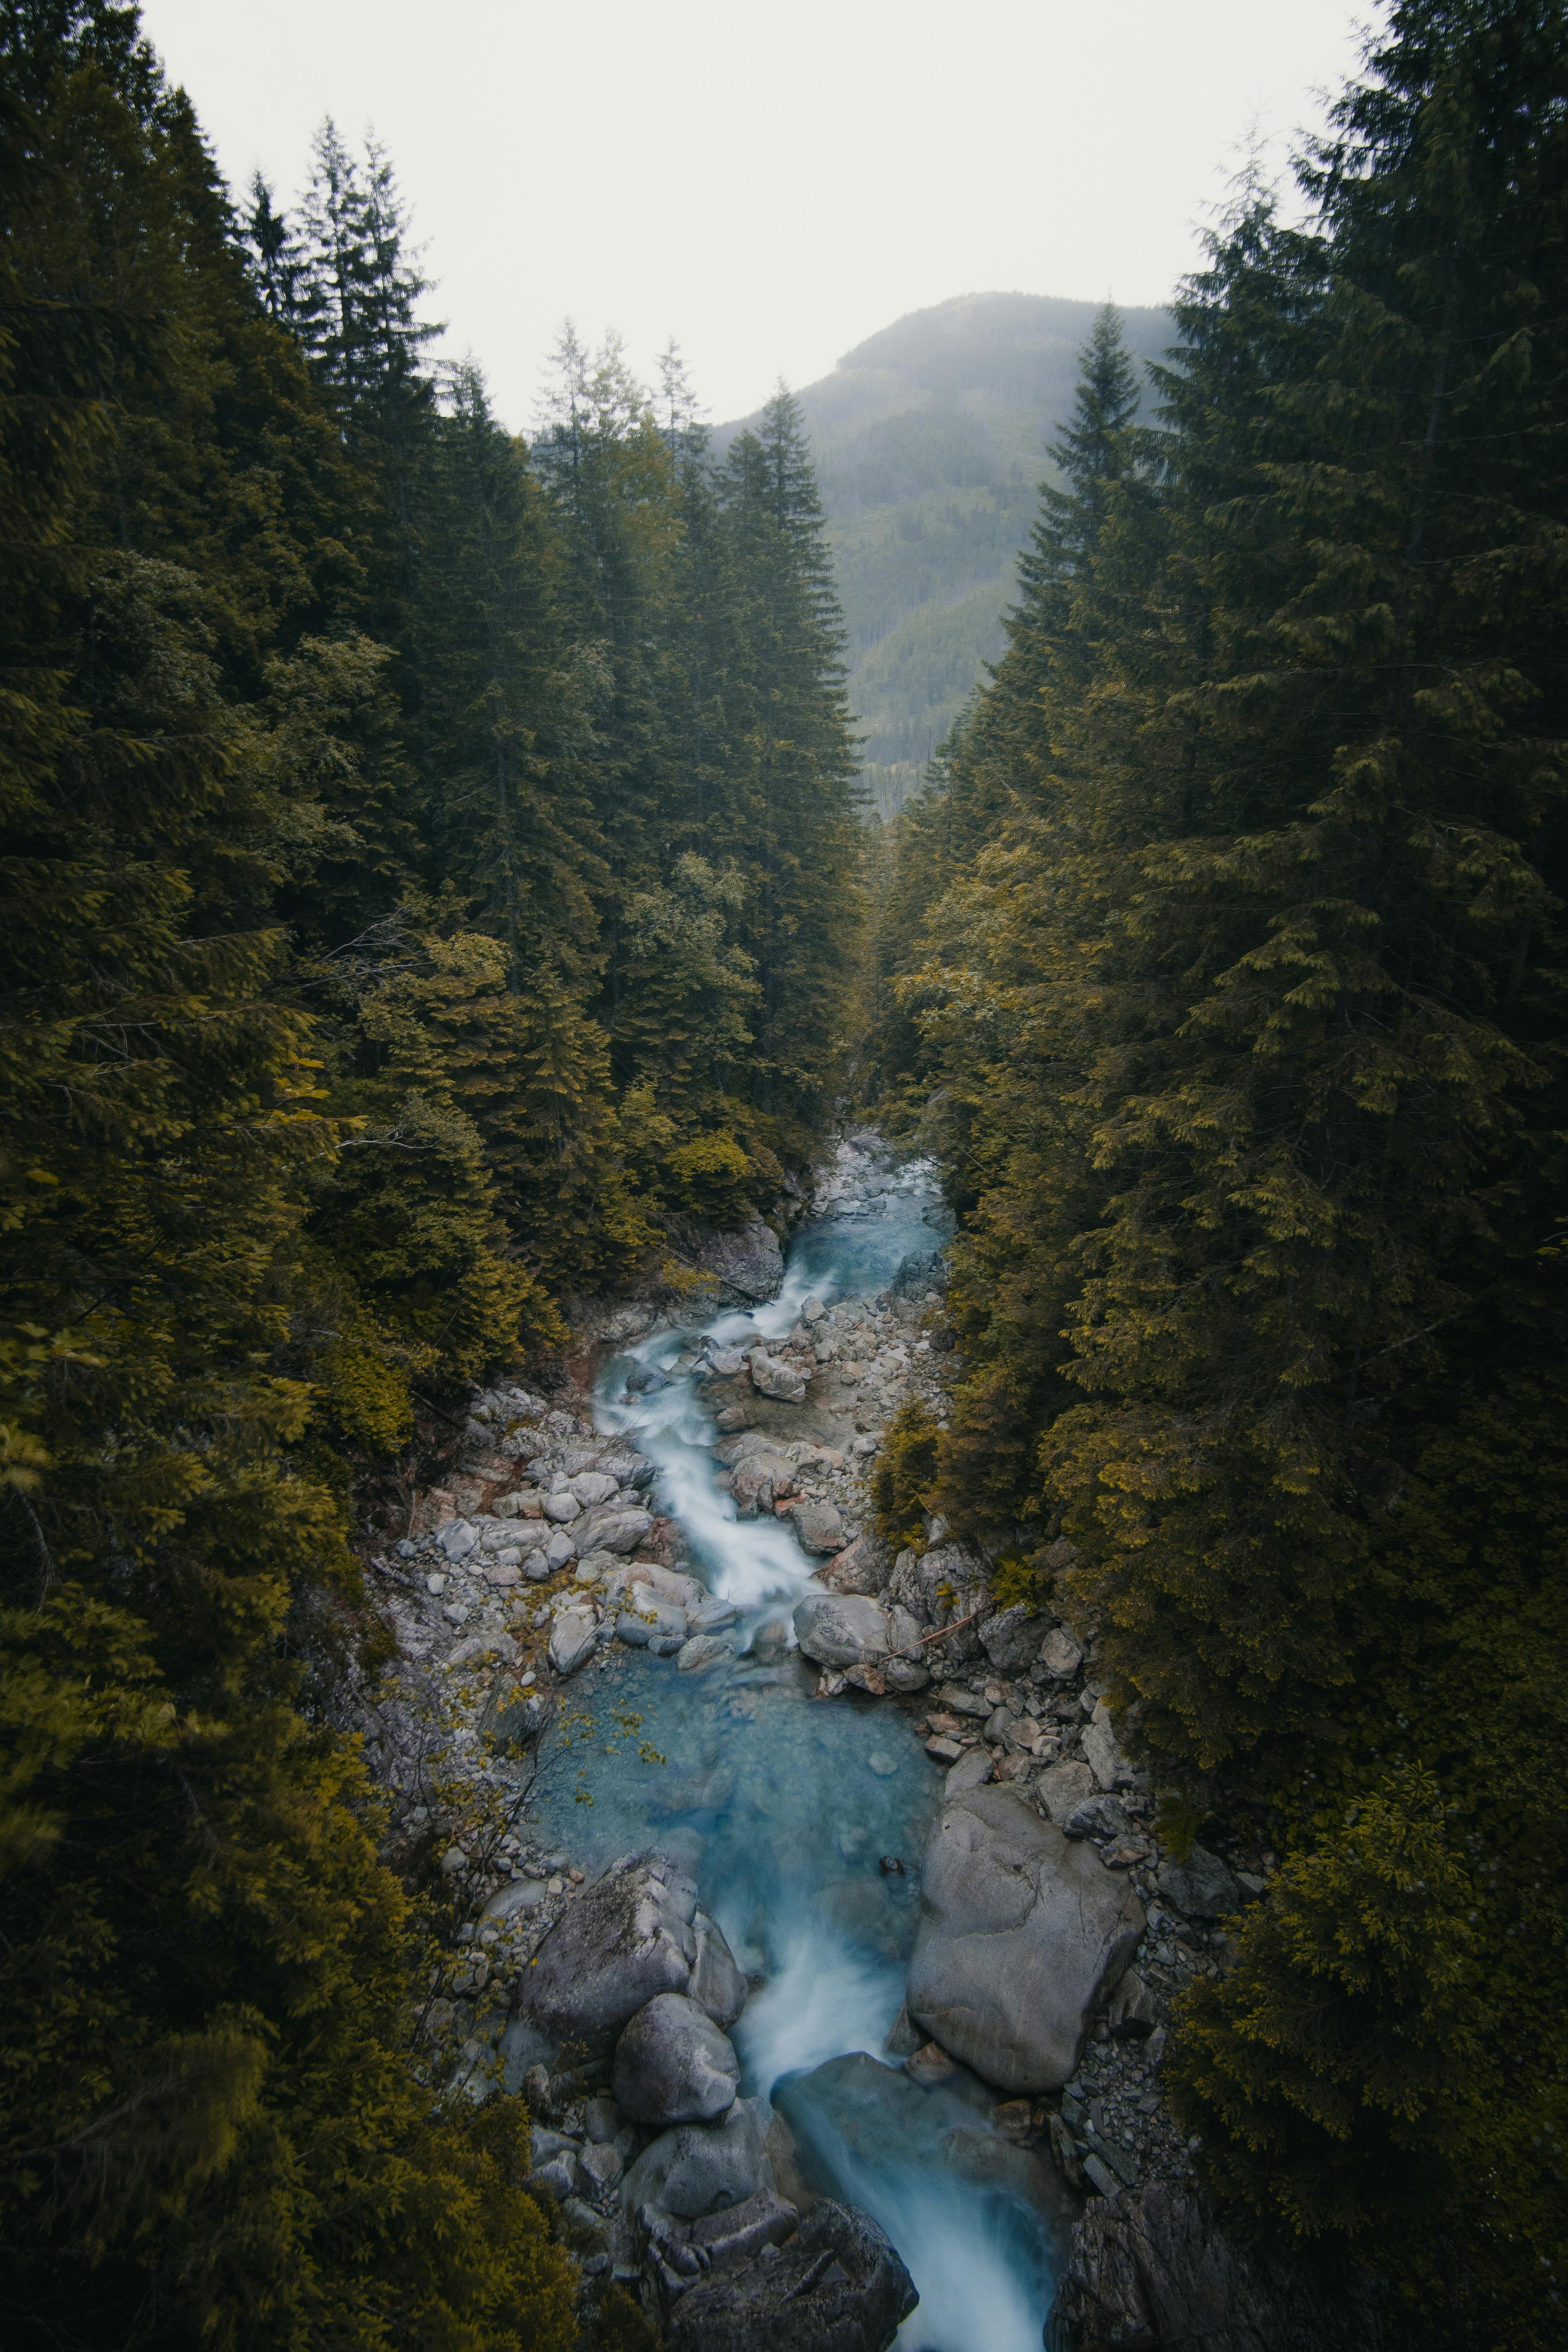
4, 0, 1567, 2349
0, 2, 856, 2342
872, 2, 1566, 2340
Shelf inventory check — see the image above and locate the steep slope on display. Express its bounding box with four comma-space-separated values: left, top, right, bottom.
720, 293, 1170, 815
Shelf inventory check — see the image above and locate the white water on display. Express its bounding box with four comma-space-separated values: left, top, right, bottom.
529, 1144, 1068, 2347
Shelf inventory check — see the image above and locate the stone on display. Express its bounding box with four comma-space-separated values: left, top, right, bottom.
1047, 2181, 1396, 2352
689, 1910, 747, 2030
748, 1348, 807, 1403
1039, 1626, 1084, 1679
904, 2039, 957, 2086
978, 1603, 1051, 1675
621, 2096, 772, 2220
519, 1852, 699, 2052
886, 1539, 992, 1662
681, 1218, 785, 1306
906, 1784, 1145, 2093
579, 2139, 623, 2193
1157, 1844, 1242, 1920
1108, 1967, 1161, 2041
548, 1606, 598, 1677
444, 1629, 519, 1672
820, 1532, 893, 1597
730, 1452, 795, 1515
543, 1490, 581, 1523
1063, 1793, 1134, 1842
613, 1992, 739, 2126
664, 2200, 917, 2352
544, 1528, 577, 1570
706, 1347, 746, 1377
1034, 1758, 1098, 1827
584, 2092, 623, 2144
787, 1497, 845, 1554
569, 1471, 620, 1507
437, 1518, 478, 1562
676, 1634, 733, 1673
792, 1591, 890, 1671
616, 1597, 689, 1647
926, 1735, 963, 1763
945, 1748, 994, 1795
1084, 1697, 1140, 1790
579, 1506, 654, 1555
688, 1598, 738, 1634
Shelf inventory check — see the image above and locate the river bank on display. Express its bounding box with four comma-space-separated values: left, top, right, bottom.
347, 1133, 1286, 2351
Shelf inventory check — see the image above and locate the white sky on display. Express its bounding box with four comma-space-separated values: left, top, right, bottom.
138, 0, 1377, 431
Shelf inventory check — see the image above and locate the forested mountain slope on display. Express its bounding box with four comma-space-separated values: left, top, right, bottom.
0, 5, 855, 2340
871, 3, 1568, 2341
721, 293, 1169, 816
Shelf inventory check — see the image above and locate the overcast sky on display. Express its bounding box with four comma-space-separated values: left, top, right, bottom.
138, 0, 1377, 430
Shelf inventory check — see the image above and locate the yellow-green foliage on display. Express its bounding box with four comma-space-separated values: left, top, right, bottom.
319, 1339, 415, 1455
663, 1131, 754, 1224
870, 1400, 942, 1548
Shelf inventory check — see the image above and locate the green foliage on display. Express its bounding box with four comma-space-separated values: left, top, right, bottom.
870, 1400, 942, 1548
874, 0, 1568, 2323
661, 1131, 755, 1224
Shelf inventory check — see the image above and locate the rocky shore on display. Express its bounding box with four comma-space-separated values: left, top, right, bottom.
347, 1135, 1307, 2350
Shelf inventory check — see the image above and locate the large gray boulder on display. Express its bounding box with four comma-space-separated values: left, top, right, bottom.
906, 1784, 1144, 2093
887, 1540, 992, 1661
1048, 2181, 1397, 2352
682, 1218, 785, 1306
749, 1348, 807, 1403
1083, 1696, 1141, 1790
1158, 1844, 1241, 1920
622, 2096, 772, 2220
978, 1603, 1052, 1674
787, 1497, 845, 1554
792, 1591, 889, 1670
665, 2200, 918, 2352
519, 1851, 699, 2052
578, 1504, 654, 1555
613, 1992, 739, 2125
548, 1603, 598, 1677
821, 1532, 893, 1596
690, 1911, 747, 2029
730, 1451, 796, 1516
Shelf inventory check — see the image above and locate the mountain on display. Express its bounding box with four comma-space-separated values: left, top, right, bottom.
720, 292, 1171, 817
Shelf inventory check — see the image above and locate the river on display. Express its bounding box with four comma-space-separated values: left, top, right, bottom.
522, 1148, 1070, 2350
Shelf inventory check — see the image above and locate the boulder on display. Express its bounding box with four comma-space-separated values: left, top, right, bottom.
689, 1911, 748, 2029
978, 1603, 1051, 1674
543, 1528, 577, 1570
1157, 1844, 1241, 1920
1084, 1697, 1140, 1790
641, 2191, 800, 2312
681, 1218, 785, 1306
613, 1992, 739, 2125
821, 1532, 893, 1597
437, 1518, 478, 1562
730, 1452, 796, 1515
548, 1605, 598, 1677
787, 1498, 845, 1554
1040, 1625, 1084, 1679
519, 1852, 699, 2052
688, 1598, 739, 1634
1048, 2181, 1396, 2352
677, 1634, 734, 1673
543, 1490, 581, 1523
886, 1540, 991, 1661
945, 1748, 994, 1796
616, 1596, 689, 1647
792, 1591, 889, 1671
569, 1470, 620, 1507
579, 1506, 654, 1555
622, 2096, 772, 2220
1063, 1793, 1133, 1842
1034, 1759, 1097, 1826
665, 2200, 918, 2352
906, 1784, 1144, 2092
749, 1349, 807, 1404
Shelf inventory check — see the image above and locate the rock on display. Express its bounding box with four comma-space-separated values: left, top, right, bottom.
520, 1852, 700, 2052
642, 2191, 801, 2312
714, 1404, 754, 1434
1039, 1626, 1084, 1679
730, 1452, 794, 1515
621, 2096, 772, 2220
689, 1911, 747, 2029
891, 1246, 945, 1299
543, 1528, 577, 1570
787, 1498, 845, 1554
904, 2039, 957, 2086
945, 1748, 994, 1795
569, 1471, 620, 1507
935, 1682, 991, 1719
1084, 1697, 1140, 1790
1034, 1757, 1098, 1826
616, 1597, 689, 1647
445, 1630, 519, 1672
664, 2200, 918, 2352
681, 1218, 785, 1306
748, 1348, 807, 1403
543, 1490, 581, 1523
579, 1506, 655, 1555
1048, 2180, 1396, 2352
978, 1603, 1051, 1674
925, 1735, 963, 1762
792, 1591, 889, 1670
548, 1605, 598, 1677
1108, 1967, 1161, 2040
437, 1518, 478, 1562
1158, 1844, 1241, 1920
887, 1540, 992, 1661
820, 1533, 893, 1596
688, 1598, 738, 1634
676, 1634, 733, 1673
1063, 1793, 1133, 1842
613, 1992, 739, 2126
626, 1364, 668, 1395
906, 1784, 1145, 2093
706, 1347, 746, 1377
579, 2139, 623, 2193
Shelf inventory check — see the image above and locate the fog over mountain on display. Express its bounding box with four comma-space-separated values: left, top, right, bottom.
721, 292, 1170, 816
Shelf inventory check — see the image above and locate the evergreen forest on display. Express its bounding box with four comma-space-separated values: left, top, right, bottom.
3, 0, 1566, 2348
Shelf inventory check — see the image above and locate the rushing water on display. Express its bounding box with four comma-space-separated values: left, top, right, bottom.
525, 1152, 1069, 2350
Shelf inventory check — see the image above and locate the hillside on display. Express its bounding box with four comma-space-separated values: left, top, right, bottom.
720, 292, 1171, 816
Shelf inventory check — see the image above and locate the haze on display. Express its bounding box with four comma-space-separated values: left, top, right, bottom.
138, 0, 1373, 428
